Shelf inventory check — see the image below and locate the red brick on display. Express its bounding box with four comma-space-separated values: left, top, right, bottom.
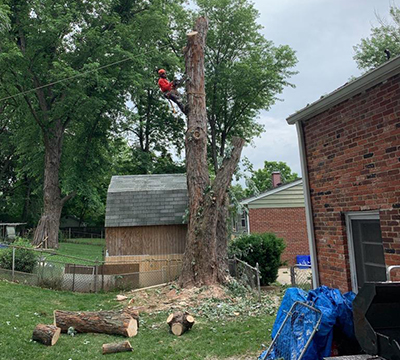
302, 73, 400, 292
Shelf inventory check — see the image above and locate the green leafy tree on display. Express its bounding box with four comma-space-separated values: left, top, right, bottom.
246, 160, 298, 195
0, 0, 187, 247
194, 0, 298, 172
354, 4, 400, 71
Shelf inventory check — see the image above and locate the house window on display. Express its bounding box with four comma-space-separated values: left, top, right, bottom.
346, 211, 386, 292
241, 213, 246, 228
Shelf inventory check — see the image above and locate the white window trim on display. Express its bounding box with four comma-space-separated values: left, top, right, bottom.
345, 210, 380, 293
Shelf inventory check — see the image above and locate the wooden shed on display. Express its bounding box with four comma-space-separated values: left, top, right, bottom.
105, 174, 188, 286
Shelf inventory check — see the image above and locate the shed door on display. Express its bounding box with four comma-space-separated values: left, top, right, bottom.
347, 213, 386, 291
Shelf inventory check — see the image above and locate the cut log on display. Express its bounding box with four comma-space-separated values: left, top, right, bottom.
123, 307, 140, 328
54, 310, 137, 337
167, 312, 195, 336
102, 341, 133, 355
32, 324, 61, 346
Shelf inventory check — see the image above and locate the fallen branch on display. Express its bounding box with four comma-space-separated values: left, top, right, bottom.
54, 310, 138, 337
102, 341, 133, 355
32, 324, 61, 346
167, 311, 195, 336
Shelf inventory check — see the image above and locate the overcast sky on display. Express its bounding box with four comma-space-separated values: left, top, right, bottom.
241, 0, 397, 177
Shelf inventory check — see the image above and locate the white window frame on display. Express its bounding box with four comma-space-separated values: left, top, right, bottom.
345, 210, 380, 293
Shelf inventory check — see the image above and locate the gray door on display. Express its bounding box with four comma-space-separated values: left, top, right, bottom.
351, 219, 386, 289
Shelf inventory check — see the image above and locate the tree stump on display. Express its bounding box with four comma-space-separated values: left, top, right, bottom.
32, 324, 61, 346
54, 310, 137, 337
102, 341, 133, 355
167, 312, 195, 336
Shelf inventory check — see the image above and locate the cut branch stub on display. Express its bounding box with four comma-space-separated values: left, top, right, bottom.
32, 324, 61, 346
54, 310, 137, 337
167, 312, 195, 336
102, 341, 133, 355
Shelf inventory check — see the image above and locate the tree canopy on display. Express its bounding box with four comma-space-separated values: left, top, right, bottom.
353, 4, 400, 71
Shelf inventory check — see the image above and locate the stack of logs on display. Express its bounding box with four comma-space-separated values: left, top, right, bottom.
31, 308, 195, 354
31, 308, 140, 354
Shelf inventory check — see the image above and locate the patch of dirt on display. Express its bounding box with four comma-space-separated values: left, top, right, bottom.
116, 282, 281, 320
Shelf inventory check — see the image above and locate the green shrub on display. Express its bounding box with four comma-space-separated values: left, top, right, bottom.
0, 239, 38, 273
229, 233, 285, 286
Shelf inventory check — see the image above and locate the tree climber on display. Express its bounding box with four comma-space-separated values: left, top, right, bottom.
157, 69, 187, 115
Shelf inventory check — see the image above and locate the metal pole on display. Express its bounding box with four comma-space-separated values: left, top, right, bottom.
72, 264, 76, 291
94, 262, 98, 293
256, 262, 261, 302
12, 247, 15, 282
69, 227, 71, 239
290, 266, 296, 286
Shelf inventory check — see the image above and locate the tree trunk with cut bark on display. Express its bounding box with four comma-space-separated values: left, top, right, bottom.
167, 312, 195, 336
179, 17, 245, 287
32, 324, 61, 346
102, 341, 133, 354
54, 310, 138, 337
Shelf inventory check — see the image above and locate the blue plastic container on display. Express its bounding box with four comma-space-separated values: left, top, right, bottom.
296, 255, 311, 269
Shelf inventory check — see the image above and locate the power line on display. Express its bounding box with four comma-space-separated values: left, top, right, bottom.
0, 44, 170, 103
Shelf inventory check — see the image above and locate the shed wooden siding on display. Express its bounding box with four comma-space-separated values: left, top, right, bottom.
106, 225, 187, 257
248, 183, 305, 209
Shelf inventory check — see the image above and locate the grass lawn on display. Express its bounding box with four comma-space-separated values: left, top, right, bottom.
61, 238, 105, 247
0, 281, 276, 360
55, 242, 104, 263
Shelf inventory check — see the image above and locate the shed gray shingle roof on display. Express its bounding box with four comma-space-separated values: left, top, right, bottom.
105, 174, 188, 228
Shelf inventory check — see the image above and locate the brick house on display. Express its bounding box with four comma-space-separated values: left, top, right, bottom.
239, 174, 310, 265
286, 55, 400, 293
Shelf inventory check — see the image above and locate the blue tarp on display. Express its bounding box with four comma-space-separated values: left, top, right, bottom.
260, 286, 356, 360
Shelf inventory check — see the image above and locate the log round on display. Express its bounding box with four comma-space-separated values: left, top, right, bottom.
167, 312, 195, 336
32, 324, 61, 346
102, 340, 133, 355
54, 310, 137, 337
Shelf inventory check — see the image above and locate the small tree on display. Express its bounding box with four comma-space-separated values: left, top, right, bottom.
229, 233, 285, 285
0, 239, 38, 273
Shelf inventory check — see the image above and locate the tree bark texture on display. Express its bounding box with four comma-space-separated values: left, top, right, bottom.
102, 341, 133, 355
54, 310, 138, 337
33, 122, 64, 249
32, 324, 61, 346
166, 312, 195, 336
179, 17, 245, 287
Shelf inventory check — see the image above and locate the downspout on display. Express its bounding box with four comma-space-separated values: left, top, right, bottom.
246, 207, 250, 234
296, 121, 320, 288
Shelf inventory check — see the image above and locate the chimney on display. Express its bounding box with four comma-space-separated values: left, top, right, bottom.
272, 172, 282, 188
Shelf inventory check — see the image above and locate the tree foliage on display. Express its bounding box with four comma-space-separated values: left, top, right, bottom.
229, 232, 286, 285
244, 159, 298, 195
354, 4, 400, 71
194, 0, 297, 172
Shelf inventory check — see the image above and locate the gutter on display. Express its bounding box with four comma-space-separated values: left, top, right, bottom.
287, 54, 400, 124
296, 122, 320, 288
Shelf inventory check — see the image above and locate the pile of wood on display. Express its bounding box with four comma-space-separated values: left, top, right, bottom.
31, 308, 140, 353
31, 307, 196, 354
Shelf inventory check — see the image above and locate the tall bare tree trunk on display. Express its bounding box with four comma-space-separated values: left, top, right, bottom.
33, 122, 65, 249
179, 17, 245, 287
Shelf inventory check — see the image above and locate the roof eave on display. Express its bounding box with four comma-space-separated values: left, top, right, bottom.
286, 55, 400, 125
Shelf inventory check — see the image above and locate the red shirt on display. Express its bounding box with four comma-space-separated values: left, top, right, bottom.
158, 78, 173, 92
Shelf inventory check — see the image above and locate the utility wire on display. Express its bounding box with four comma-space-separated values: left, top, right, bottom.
0, 44, 170, 103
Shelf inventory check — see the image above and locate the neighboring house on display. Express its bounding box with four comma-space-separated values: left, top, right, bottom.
239, 174, 309, 266
286, 55, 400, 293
105, 174, 188, 286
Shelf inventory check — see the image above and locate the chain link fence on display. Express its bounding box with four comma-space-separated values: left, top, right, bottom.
290, 265, 313, 291
229, 257, 261, 299
0, 243, 183, 292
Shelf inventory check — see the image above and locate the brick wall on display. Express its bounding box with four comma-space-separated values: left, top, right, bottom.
303, 73, 400, 292
248, 207, 309, 265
